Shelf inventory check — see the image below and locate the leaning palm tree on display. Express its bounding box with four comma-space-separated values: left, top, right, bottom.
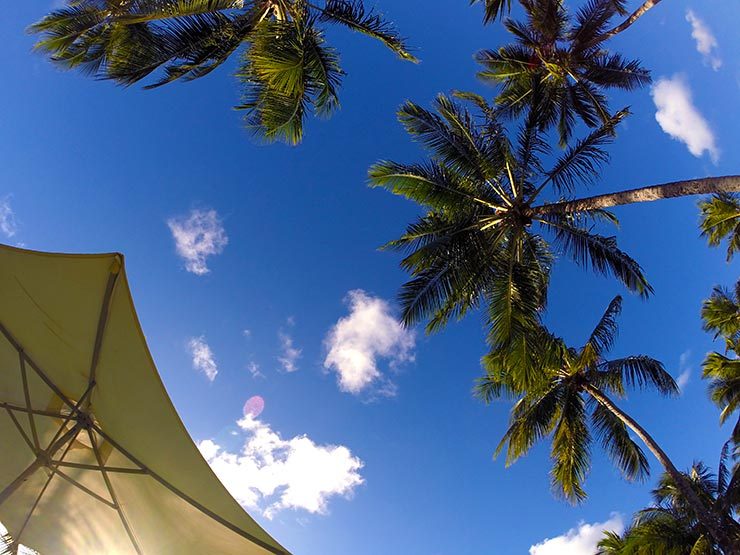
474, 0, 651, 146
370, 94, 740, 354
702, 280, 740, 443
701, 193, 740, 262
478, 296, 739, 552
30, 0, 415, 144
597, 446, 740, 554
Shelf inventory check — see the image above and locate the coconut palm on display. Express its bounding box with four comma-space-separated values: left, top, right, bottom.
30, 0, 415, 144
702, 281, 740, 443
473, 0, 651, 146
370, 94, 739, 356
701, 194, 740, 262
597, 446, 740, 554
477, 296, 739, 552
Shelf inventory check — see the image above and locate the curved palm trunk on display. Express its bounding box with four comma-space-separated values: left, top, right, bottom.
534, 176, 740, 215
597, 0, 664, 43
583, 384, 740, 554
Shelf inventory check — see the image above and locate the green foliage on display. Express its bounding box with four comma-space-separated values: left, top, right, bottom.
701, 281, 740, 442
700, 194, 740, 262
597, 454, 740, 554
479, 296, 675, 503
29, 0, 414, 144
474, 0, 650, 146
371, 94, 649, 365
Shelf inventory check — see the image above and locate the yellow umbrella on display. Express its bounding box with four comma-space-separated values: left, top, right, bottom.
0, 245, 289, 555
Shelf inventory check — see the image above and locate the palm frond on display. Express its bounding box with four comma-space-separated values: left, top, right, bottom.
550, 387, 590, 503
700, 193, 740, 261
539, 108, 628, 195
470, 0, 513, 24
541, 215, 652, 297
599, 356, 679, 396
317, 0, 416, 61
592, 402, 650, 482
586, 295, 622, 356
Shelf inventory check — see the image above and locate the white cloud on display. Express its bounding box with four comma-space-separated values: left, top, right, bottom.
530, 514, 624, 555
188, 336, 218, 381
0, 197, 17, 238
243, 329, 252, 338
686, 10, 722, 71
324, 290, 415, 396
651, 75, 719, 163
677, 350, 692, 392
198, 412, 364, 519
277, 331, 301, 373
167, 208, 228, 275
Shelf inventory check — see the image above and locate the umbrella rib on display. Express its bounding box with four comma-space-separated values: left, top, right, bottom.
52, 467, 117, 510
19, 352, 40, 450
4, 407, 35, 453
0, 321, 77, 412
91, 423, 290, 555
13, 429, 80, 547
88, 428, 143, 555
0, 401, 67, 419
52, 461, 148, 475
86, 259, 121, 397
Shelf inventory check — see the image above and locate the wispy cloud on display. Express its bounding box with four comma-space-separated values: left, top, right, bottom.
677, 350, 692, 392
278, 331, 301, 373
167, 208, 228, 275
0, 197, 18, 238
188, 336, 218, 382
651, 75, 719, 163
324, 290, 415, 396
247, 361, 264, 379
198, 408, 364, 519
530, 514, 624, 555
686, 10, 722, 71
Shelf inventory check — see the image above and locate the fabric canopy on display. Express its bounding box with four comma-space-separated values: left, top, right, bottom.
0, 244, 289, 555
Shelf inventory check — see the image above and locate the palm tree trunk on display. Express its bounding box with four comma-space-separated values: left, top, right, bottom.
534, 176, 740, 215
583, 384, 739, 554
597, 0, 664, 43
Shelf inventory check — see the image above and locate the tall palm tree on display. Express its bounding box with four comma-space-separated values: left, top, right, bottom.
701, 194, 740, 262
472, 0, 663, 41
473, 0, 651, 146
597, 445, 740, 554
702, 281, 740, 444
370, 94, 739, 354
30, 0, 415, 144
477, 296, 739, 552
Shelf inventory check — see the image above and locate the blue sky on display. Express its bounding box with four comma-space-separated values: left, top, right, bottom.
1, 1, 739, 553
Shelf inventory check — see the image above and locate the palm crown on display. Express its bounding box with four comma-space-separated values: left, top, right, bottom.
474, 0, 650, 146
370, 94, 650, 361
30, 0, 415, 144
598, 451, 740, 553
700, 193, 740, 262
477, 295, 677, 502
702, 280, 740, 442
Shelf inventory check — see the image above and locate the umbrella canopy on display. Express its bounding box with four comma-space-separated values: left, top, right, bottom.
0, 245, 289, 555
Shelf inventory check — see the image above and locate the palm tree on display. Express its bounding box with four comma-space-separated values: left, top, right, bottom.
472, 0, 664, 41
370, 94, 740, 354
477, 296, 739, 552
473, 0, 651, 146
29, 0, 415, 144
702, 281, 740, 444
597, 445, 740, 554
701, 194, 740, 262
